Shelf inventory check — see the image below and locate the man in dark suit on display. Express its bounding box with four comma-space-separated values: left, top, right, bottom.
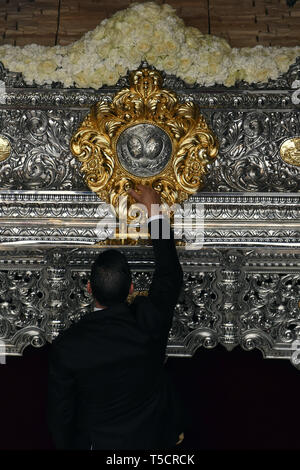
47, 185, 184, 450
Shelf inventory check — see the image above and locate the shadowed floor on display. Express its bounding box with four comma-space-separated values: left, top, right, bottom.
0, 342, 299, 450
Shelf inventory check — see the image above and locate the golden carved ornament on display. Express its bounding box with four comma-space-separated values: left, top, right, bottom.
0, 136, 11, 162
280, 137, 300, 167
127, 290, 148, 304
70, 66, 218, 219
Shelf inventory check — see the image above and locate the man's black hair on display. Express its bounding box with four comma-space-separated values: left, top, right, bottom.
90, 249, 132, 306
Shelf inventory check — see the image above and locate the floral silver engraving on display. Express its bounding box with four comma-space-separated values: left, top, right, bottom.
0, 62, 299, 370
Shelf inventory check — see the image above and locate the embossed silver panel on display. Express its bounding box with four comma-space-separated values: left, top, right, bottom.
0, 61, 299, 370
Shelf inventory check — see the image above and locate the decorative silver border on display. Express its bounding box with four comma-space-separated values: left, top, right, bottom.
0, 61, 299, 368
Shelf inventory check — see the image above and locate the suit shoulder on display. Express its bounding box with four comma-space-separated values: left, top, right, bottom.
51, 321, 81, 350
130, 295, 169, 336
131, 295, 153, 311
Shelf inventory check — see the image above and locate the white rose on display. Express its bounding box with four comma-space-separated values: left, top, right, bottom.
0, 1, 299, 88
73, 71, 90, 88
92, 25, 106, 41
136, 40, 152, 55
177, 54, 193, 72
37, 60, 57, 74
162, 56, 179, 73
102, 68, 121, 86
132, 2, 161, 20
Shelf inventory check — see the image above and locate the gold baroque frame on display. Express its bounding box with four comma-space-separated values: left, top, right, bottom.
280, 137, 300, 167
70, 66, 219, 217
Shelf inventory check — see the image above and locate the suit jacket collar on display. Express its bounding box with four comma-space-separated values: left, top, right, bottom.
80, 302, 131, 323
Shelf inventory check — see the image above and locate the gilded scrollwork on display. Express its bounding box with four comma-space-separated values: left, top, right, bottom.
70, 66, 218, 215
0, 136, 11, 162
280, 137, 300, 167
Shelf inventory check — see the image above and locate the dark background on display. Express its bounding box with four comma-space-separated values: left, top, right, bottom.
0, 343, 299, 451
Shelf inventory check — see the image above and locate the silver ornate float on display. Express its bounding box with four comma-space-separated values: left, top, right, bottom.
0, 61, 299, 370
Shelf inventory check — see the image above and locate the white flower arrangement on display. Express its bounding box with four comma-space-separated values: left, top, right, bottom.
0, 1, 299, 89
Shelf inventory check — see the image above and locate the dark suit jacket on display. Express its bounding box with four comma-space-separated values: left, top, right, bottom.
47, 218, 183, 450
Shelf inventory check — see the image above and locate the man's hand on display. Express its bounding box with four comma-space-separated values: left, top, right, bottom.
128, 184, 161, 218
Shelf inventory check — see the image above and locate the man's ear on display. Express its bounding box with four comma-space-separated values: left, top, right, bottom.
87, 280, 92, 295
129, 282, 134, 295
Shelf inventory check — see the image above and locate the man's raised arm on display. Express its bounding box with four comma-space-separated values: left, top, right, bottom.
128, 185, 183, 324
